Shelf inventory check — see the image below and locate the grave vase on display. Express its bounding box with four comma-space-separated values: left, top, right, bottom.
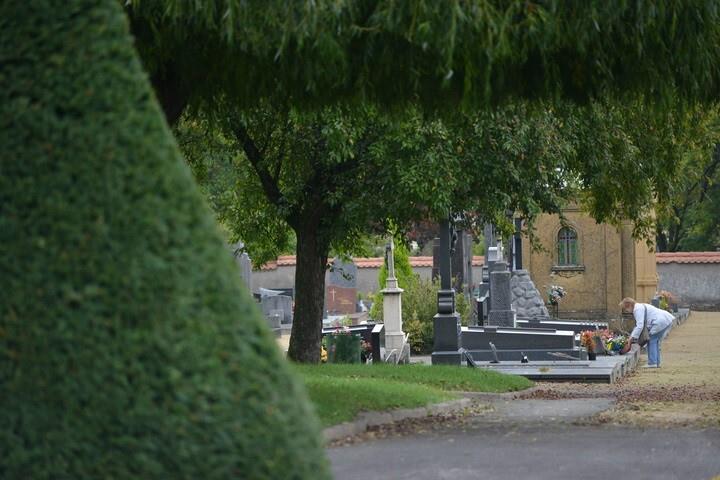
588, 351, 597, 361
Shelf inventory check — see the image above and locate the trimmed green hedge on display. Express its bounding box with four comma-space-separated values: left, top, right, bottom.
0, 1, 329, 479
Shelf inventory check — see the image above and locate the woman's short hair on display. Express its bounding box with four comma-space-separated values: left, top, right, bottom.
618, 297, 636, 309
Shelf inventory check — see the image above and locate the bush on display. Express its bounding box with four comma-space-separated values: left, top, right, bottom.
0, 2, 329, 478
402, 278, 471, 354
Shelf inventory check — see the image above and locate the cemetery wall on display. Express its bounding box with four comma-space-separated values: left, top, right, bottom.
250, 257, 483, 296
244, 249, 720, 315
657, 252, 720, 310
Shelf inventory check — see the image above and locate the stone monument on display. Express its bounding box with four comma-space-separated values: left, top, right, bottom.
382, 239, 409, 363
488, 261, 516, 327
510, 269, 550, 320
325, 257, 358, 315
432, 217, 462, 365
230, 241, 252, 292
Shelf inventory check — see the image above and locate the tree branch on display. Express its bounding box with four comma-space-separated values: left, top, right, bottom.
231, 122, 284, 209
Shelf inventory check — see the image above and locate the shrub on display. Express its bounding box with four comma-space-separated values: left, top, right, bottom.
0, 2, 329, 478
402, 278, 471, 354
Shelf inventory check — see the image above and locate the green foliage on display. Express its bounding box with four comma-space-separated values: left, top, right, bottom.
402, 279, 471, 354
0, 2, 328, 478
295, 363, 532, 426
654, 106, 720, 251
128, 1, 720, 118
326, 333, 361, 364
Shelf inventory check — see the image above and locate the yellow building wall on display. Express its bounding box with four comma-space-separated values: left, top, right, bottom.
521, 208, 656, 320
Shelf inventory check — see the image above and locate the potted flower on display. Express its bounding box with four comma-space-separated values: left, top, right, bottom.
579, 330, 596, 360
658, 290, 678, 313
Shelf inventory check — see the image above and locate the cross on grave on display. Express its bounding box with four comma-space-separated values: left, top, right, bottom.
325, 257, 358, 315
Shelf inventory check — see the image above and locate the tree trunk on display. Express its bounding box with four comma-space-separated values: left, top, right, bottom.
288, 226, 329, 363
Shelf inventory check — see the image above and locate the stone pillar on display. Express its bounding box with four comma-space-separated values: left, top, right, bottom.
488, 261, 516, 327
432, 217, 461, 365
238, 252, 252, 292
383, 239, 407, 360
512, 218, 523, 271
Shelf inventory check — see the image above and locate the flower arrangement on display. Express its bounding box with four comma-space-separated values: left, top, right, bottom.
595, 328, 627, 353
658, 290, 677, 312
579, 328, 629, 355
547, 285, 567, 305
579, 330, 595, 352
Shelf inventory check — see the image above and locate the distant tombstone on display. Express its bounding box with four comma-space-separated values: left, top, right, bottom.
325, 257, 358, 315
488, 261, 516, 327
261, 295, 293, 325
431, 237, 440, 281
451, 230, 472, 293
230, 241, 252, 292
266, 311, 282, 330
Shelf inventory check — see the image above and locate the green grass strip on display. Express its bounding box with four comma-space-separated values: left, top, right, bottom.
294, 364, 533, 426
302, 376, 456, 426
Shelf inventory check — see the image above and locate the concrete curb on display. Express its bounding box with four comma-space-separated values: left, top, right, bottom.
323, 385, 541, 442
323, 397, 474, 442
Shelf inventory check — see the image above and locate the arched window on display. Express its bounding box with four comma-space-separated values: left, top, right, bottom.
557, 227, 578, 266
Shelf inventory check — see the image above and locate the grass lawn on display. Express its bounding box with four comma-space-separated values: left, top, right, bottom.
293, 363, 533, 427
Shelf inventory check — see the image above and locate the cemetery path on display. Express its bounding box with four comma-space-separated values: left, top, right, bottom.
327, 423, 720, 480
521, 310, 720, 428
327, 312, 720, 479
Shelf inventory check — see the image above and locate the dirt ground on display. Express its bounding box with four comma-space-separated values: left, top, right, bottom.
522, 311, 720, 428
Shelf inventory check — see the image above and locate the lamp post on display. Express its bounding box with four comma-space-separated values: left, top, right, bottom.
431, 214, 462, 365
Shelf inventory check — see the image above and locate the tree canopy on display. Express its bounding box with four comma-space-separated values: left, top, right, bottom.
0, 0, 329, 477
129, 1, 720, 362
655, 106, 720, 251
128, 1, 720, 123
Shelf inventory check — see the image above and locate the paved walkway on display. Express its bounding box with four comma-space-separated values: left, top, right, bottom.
327, 311, 720, 479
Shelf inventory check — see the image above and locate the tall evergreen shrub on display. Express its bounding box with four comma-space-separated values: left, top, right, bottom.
0, 1, 329, 478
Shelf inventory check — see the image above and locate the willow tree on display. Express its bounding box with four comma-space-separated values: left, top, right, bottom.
0, 1, 329, 478
127, 1, 720, 362
127, 1, 720, 122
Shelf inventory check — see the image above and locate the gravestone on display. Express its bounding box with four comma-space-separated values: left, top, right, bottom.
230, 241, 252, 292
488, 261, 516, 327
511, 218, 523, 271
433, 230, 472, 293
261, 294, 293, 325
451, 230, 472, 293
461, 325, 580, 361
325, 257, 358, 315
